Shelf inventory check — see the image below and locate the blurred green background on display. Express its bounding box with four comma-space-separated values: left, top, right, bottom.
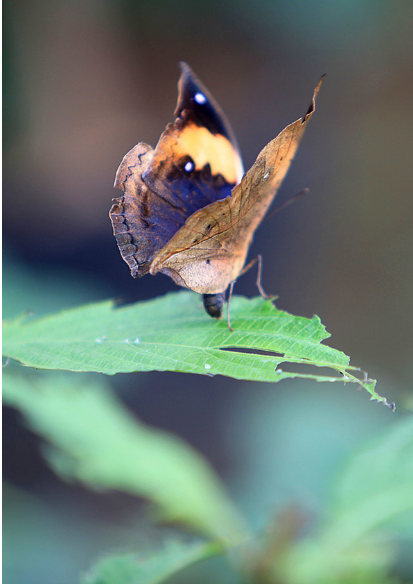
3, 0, 413, 582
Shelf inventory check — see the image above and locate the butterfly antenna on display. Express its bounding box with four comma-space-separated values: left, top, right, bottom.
265, 188, 310, 222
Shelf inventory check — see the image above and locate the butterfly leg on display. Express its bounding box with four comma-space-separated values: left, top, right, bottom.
240, 256, 259, 277
240, 255, 274, 300
226, 281, 236, 332
255, 254, 273, 300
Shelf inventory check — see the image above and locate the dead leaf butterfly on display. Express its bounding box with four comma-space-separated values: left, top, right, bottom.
110, 63, 323, 320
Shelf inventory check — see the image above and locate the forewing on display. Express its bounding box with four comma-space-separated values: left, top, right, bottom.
142, 62, 244, 215
150, 78, 323, 294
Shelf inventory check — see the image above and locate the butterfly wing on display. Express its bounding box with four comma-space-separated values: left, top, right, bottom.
141, 62, 244, 214
110, 142, 187, 277
110, 63, 244, 279
149, 78, 323, 294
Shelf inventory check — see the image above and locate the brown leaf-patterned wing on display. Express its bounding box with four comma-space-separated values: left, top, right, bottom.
110, 63, 244, 280
110, 143, 186, 277
150, 77, 323, 294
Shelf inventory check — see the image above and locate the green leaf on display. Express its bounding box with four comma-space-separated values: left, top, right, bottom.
2, 292, 392, 408
262, 417, 413, 584
82, 540, 221, 584
2, 370, 246, 543
324, 416, 413, 546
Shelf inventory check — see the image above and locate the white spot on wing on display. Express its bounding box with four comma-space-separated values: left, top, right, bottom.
194, 92, 207, 104
184, 161, 194, 172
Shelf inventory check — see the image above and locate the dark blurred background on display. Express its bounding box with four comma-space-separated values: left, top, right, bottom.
3, 0, 413, 582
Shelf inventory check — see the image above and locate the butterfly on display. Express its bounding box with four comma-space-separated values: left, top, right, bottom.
110, 63, 322, 320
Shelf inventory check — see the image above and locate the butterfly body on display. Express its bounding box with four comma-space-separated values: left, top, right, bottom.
110, 63, 322, 318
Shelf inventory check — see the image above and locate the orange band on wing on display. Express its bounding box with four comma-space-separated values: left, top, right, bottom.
177, 124, 244, 184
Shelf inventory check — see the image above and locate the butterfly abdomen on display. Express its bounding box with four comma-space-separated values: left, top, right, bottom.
202, 293, 225, 319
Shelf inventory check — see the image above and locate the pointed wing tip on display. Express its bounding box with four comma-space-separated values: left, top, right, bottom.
315, 73, 326, 95
178, 61, 197, 87
178, 61, 191, 73
175, 62, 200, 116
302, 74, 326, 122
312, 73, 325, 104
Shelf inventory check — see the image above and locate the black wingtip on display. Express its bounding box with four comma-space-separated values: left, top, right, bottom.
173, 62, 239, 142
178, 61, 192, 75
175, 62, 205, 117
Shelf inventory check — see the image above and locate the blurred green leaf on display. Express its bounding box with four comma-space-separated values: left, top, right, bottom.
326, 416, 413, 544
82, 540, 221, 584
2, 370, 245, 543
2, 292, 391, 407
261, 417, 413, 584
